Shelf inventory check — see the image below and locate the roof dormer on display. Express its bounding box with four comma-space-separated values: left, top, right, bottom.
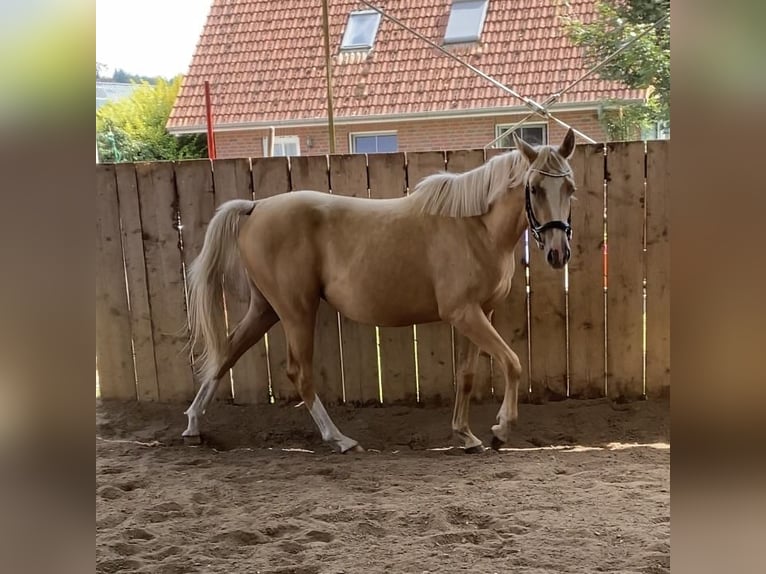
341, 10, 382, 51
444, 0, 489, 44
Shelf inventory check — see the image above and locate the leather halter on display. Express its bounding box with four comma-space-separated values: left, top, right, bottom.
525, 168, 573, 249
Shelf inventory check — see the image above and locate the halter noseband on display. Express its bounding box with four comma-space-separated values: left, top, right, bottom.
525, 167, 573, 249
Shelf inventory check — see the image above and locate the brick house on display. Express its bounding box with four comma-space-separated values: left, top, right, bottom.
167, 0, 645, 158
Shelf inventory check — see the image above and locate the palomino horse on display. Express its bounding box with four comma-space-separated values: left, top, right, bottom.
184, 129, 576, 453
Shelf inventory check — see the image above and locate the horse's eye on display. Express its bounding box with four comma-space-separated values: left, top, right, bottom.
531, 186, 539, 195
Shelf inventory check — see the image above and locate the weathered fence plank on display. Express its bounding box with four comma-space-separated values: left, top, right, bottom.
96, 164, 136, 400
567, 144, 606, 398
175, 160, 215, 263
407, 151, 454, 402
114, 163, 158, 401
135, 162, 194, 402
253, 156, 291, 199
492, 239, 530, 401
606, 142, 646, 400
645, 141, 670, 397
252, 157, 294, 402
96, 144, 669, 406
214, 158, 270, 404
289, 156, 344, 404
529, 247, 568, 399
447, 149, 493, 401
174, 159, 231, 400
330, 154, 380, 404
368, 153, 417, 402
484, 148, 530, 402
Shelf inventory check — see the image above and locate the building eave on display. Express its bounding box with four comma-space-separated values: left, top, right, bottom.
168, 99, 643, 135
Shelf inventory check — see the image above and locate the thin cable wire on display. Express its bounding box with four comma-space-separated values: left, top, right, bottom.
544, 14, 670, 109
357, 1, 595, 144
482, 13, 669, 148
484, 108, 600, 149
484, 111, 538, 149
357, 1, 546, 114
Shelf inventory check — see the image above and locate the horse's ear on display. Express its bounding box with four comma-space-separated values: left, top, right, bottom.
512, 132, 538, 163
558, 128, 576, 159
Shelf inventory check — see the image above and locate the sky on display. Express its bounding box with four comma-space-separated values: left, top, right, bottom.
96, 0, 213, 79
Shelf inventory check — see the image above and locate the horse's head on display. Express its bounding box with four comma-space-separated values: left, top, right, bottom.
514, 128, 576, 269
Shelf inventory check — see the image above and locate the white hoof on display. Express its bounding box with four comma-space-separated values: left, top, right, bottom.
182, 434, 202, 446
453, 429, 484, 452
182, 417, 202, 444
183, 410, 200, 437
335, 437, 362, 454
491, 423, 510, 444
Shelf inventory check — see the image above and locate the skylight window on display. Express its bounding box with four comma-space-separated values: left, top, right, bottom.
341, 10, 382, 51
444, 0, 489, 44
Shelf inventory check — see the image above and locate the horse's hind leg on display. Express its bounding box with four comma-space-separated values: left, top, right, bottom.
452, 330, 484, 452
183, 297, 278, 441
281, 313, 361, 453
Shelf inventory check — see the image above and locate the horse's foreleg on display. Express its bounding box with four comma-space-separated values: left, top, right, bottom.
451, 305, 521, 449
183, 304, 278, 441
451, 330, 483, 452
282, 316, 361, 454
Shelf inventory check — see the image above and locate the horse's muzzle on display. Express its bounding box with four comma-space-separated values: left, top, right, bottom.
546, 245, 570, 269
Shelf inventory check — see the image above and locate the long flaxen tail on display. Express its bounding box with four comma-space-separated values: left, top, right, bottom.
187, 199, 256, 383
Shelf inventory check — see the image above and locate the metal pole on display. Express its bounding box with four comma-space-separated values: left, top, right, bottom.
204, 80, 217, 159
321, 0, 337, 153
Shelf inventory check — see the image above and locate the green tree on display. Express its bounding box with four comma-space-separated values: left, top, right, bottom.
563, 0, 670, 140
96, 76, 206, 162
111, 67, 162, 85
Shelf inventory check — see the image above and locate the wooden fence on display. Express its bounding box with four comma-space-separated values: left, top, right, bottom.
96, 141, 669, 405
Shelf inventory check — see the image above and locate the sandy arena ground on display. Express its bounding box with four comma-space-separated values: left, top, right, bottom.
96, 398, 669, 574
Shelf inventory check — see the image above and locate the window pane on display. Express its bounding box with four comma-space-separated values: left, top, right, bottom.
444, 0, 488, 43
376, 134, 398, 153
284, 142, 299, 156
341, 12, 381, 49
521, 126, 545, 145
497, 129, 513, 148
352, 134, 398, 154
495, 125, 547, 148
353, 135, 378, 154
273, 142, 286, 156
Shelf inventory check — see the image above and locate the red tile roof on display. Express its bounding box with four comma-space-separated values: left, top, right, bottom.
168, 0, 644, 131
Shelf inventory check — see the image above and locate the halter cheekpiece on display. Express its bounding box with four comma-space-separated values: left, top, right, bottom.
525, 167, 573, 249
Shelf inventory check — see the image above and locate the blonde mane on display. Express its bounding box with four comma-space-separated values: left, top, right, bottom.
405, 146, 569, 217
404, 151, 526, 217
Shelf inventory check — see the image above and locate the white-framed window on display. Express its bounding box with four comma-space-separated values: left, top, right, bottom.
341, 10, 382, 51
642, 120, 670, 141
444, 0, 489, 44
494, 124, 548, 148
262, 135, 300, 157
350, 131, 398, 154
